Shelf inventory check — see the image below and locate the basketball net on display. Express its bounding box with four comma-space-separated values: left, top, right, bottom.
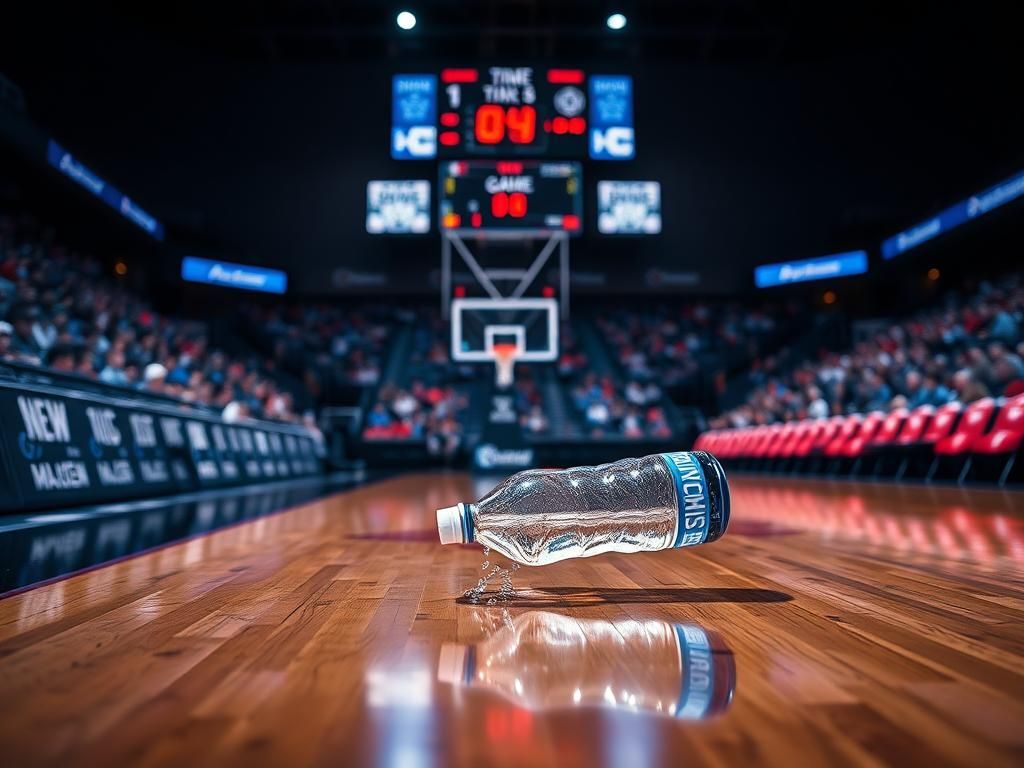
493, 343, 518, 389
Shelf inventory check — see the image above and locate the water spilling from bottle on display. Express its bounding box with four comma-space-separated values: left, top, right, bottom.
463, 545, 521, 604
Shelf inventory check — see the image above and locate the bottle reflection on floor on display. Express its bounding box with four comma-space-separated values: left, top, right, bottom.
437, 610, 735, 719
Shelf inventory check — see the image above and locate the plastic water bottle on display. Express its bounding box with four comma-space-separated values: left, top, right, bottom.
435, 451, 729, 566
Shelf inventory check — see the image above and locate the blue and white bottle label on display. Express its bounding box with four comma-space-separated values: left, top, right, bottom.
660, 452, 711, 548
674, 624, 714, 719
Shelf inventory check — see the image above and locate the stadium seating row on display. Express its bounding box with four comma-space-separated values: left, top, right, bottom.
694, 394, 1024, 486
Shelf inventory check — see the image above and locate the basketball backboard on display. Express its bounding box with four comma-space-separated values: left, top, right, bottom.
450, 297, 559, 363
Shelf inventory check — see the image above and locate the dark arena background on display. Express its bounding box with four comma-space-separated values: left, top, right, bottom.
1, 2, 1023, 766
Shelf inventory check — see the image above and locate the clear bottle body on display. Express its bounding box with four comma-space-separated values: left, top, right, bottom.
471, 454, 679, 566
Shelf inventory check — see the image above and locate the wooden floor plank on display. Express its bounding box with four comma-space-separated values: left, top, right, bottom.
0, 472, 1022, 767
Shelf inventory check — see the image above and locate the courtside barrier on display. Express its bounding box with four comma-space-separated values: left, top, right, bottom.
0, 379, 323, 512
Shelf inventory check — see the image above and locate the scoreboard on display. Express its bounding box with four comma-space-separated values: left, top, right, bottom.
438, 67, 587, 157
439, 161, 582, 235
383, 67, 656, 238
392, 68, 635, 161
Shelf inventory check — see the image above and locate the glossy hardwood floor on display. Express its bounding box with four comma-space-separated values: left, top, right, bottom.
1, 472, 1023, 767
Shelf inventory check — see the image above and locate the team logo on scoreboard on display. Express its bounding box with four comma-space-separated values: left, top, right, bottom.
589, 75, 635, 160
554, 86, 585, 117
597, 181, 661, 234
366, 180, 431, 234
391, 74, 437, 159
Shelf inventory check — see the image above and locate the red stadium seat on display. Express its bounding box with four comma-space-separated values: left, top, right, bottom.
724, 431, 744, 460
792, 419, 829, 457
839, 412, 886, 459
824, 414, 863, 458
730, 428, 754, 461
693, 431, 713, 453
895, 405, 936, 445
861, 407, 910, 478
931, 398, 998, 483
867, 409, 909, 448
808, 416, 845, 454
718, 428, 737, 459
974, 396, 1024, 454
933, 398, 997, 456
765, 423, 798, 460
890, 403, 956, 480
919, 402, 963, 445
752, 424, 785, 461
778, 421, 811, 460
709, 431, 732, 459
971, 395, 1024, 484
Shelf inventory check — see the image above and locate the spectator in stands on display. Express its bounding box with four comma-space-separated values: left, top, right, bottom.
0, 320, 12, 360
48, 343, 76, 373
142, 362, 167, 395
806, 386, 829, 419
622, 407, 644, 438
99, 348, 129, 386
860, 369, 893, 412
952, 369, 989, 403
522, 404, 549, 434
366, 403, 393, 431
986, 304, 1019, 346
9, 305, 41, 363
222, 400, 250, 423
426, 415, 461, 459
989, 342, 1024, 396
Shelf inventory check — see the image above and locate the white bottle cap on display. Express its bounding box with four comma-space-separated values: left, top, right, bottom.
436, 643, 468, 685
436, 504, 466, 545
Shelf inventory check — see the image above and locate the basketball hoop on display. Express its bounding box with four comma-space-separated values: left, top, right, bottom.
493, 343, 518, 389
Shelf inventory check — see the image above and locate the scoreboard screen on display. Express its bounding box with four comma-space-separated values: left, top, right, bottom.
438, 67, 587, 157
392, 70, 635, 160
439, 160, 582, 235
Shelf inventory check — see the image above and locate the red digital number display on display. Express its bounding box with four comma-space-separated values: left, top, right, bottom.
490, 192, 528, 218
474, 105, 537, 146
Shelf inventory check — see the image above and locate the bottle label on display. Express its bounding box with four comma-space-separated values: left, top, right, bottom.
660, 452, 711, 548
674, 624, 714, 719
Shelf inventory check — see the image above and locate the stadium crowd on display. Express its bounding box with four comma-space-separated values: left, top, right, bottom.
710, 273, 1024, 428
555, 322, 673, 438
242, 302, 388, 399
0, 212, 306, 424
362, 311, 469, 457
14, 209, 1021, 449
594, 301, 795, 386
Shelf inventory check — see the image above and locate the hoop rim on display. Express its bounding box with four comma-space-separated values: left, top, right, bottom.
492, 342, 520, 360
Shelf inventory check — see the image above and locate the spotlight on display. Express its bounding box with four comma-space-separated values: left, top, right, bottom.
606, 13, 627, 31
927, 267, 940, 281
114, 261, 128, 276
823, 290, 837, 305
396, 11, 417, 30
